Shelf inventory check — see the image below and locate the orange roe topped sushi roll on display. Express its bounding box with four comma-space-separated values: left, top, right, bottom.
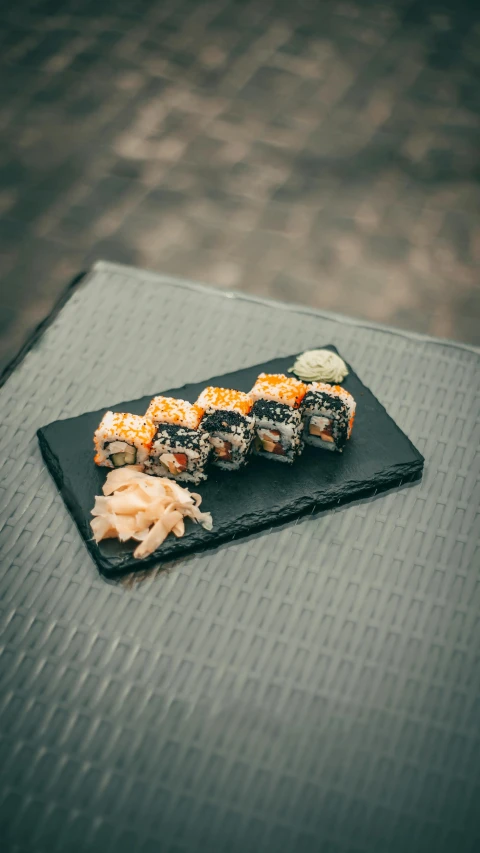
146, 396, 204, 431
250, 373, 308, 409
197, 387, 253, 416
94, 412, 156, 468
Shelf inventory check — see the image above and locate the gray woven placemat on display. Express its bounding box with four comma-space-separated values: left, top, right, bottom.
1, 261, 479, 853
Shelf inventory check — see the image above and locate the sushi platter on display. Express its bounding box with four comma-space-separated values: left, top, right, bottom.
37, 346, 424, 577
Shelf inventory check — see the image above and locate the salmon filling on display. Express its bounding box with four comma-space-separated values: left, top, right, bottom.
211, 437, 233, 461
309, 416, 334, 442
257, 428, 285, 455
159, 452, 189, 475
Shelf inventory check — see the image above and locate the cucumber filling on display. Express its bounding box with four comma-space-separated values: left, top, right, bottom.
109, 446, 137, 467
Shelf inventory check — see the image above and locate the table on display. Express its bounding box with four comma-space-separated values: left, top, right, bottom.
1, 261, 479, 853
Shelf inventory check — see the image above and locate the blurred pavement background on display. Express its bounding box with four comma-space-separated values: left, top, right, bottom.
0, 0, 479, 376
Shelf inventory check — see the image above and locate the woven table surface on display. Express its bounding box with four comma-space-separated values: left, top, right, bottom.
1, 261, 479, 853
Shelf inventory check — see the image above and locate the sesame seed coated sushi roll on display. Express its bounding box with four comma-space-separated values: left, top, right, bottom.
94, 412, 156, 469
145, 396, 210, 483
250, 373, 308, 462
303, 383, 356, 452
197, 387, 255, 471
251, 400, 304, 463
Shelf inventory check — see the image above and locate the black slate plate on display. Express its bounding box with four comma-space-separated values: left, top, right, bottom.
37, 346, 424, 577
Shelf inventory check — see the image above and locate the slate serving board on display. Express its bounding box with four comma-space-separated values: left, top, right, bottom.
37, 346, 424, 577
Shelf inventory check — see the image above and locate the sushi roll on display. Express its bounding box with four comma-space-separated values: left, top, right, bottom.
94, 412, 156, 468
144, 396, 211, 483
197, 387, 254, 470
250, 374, 308, 463
302, 382, 356, 452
